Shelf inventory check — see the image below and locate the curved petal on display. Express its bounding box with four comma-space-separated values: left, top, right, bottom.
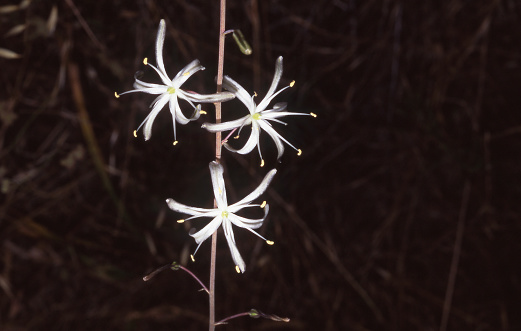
256, 85, 290, 112
209, 161, 227, 209
170, 96, 191, 125
222, 219, 246, 273
133, 79, 168, 90
201, 115, 251, 132
182, 90, 235, 103
173, 59, 205, 87
264, 56, 283, 100
166, 198, 217, 216
190, 215, 223, 244
155, 20, 168, 80
228, 205, 269, 230
143, 94, 169, 140
231, 169, 276, 207
256, 120, 285, 159
222, 75, 255, 112
223, 123, 259, 155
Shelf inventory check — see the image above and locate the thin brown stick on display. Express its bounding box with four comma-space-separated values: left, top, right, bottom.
209, 1, 226, 330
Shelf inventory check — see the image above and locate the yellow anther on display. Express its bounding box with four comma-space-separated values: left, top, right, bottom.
143, 57, 148, 65
235, 265, 241, 273
260, 159, 265, 167
297, 149, 302, 156
310, 112, 317, 118
173, 141, 178, 146
190, 255, 195, 262
254, 92, 258, 97
266, 240, 274, 245
199, 110, 207, 115
114, 92, 120, 98
234, 135, 240, 139
177, 219, 185, 223
183, 72, 190, 76
260, 201, 267, 208
133, 130, 138, 138
290, 80, 295, 87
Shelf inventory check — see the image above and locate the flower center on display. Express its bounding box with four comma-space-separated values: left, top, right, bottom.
167, 87, 176, 94
252, 113, 261, 120
221, 211, 229, 218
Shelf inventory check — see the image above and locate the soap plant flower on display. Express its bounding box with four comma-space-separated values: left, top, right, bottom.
116, 19, 234, 144
202, 56, 316, 166
166, 161, 277, 273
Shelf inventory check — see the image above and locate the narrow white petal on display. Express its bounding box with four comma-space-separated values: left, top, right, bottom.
190, 216, 223, 244
257, 120, 285, 159
264, 56, 283, 100
182, 90, 235, 103
143, 94, 169, 140
228, 205, 269, 230
202, 116, 251, 132
155, 20, 167, 79
209, 161, 228, 208
222, 75, 255, 112
170, 96, 190, 125
222, 219, 246, 273
166, 198, 217, 216
173, 59, 205, 86
223, 123, 259, 155
231, 169, 276, 207
133, 79, 167, 90
256, 85, 290, 112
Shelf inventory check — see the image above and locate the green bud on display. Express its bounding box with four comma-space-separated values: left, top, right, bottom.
232, 30, 252, 55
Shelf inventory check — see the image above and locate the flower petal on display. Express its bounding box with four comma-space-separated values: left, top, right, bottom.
173, 59, 205, 87
264, 56, 283, 101
223, 123, 259, 155
231, 168, 276, 208
190, 215, 223, 244
223, 75, 255, 112
166, 198, 217, 216
182, 90, 235, 103
222, 219, 246, 273
201, 115, 251, 132
155, 19, 168, 82
143, 94, 169, 140
209, 161, 228, 209
228, 205, 269, 230
257, 120, 285, 159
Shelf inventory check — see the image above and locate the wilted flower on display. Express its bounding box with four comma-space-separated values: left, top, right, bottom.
166, 161, 276, 273
116, 19, 234, 144
202, 56, 316, 166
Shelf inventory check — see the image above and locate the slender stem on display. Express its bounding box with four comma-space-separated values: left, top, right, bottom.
209, 1, 226, 330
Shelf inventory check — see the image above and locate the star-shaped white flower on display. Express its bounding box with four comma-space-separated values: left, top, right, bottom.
166, 161, 277, 273
202, 56, 316, 166
116, 19, 234, 144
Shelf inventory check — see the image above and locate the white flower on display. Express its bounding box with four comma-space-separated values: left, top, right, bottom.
116, 19, 234, 144
166, 161, 277, 273
202, 56, 316, 166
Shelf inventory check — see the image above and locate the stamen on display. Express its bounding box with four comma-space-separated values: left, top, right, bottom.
297, 149, 302, 156
234, 135, 240, 139
173, 141, 178, 146
290, 80, 295, 87
254, 92, 258, 97
266, 240, 274, 245
260, 201, 267, 208
310, 112, 317, 117
190, 255, 195, 262
114, 92, 120, 98
133, 130, 138, 138
260, 159, 265, 167
177, 219, 184, 223
199, 110, 207, 115
235, 266, 241, 273
143, 57, 148, 65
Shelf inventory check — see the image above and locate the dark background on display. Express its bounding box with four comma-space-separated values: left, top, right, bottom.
1, 0, 520, 330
